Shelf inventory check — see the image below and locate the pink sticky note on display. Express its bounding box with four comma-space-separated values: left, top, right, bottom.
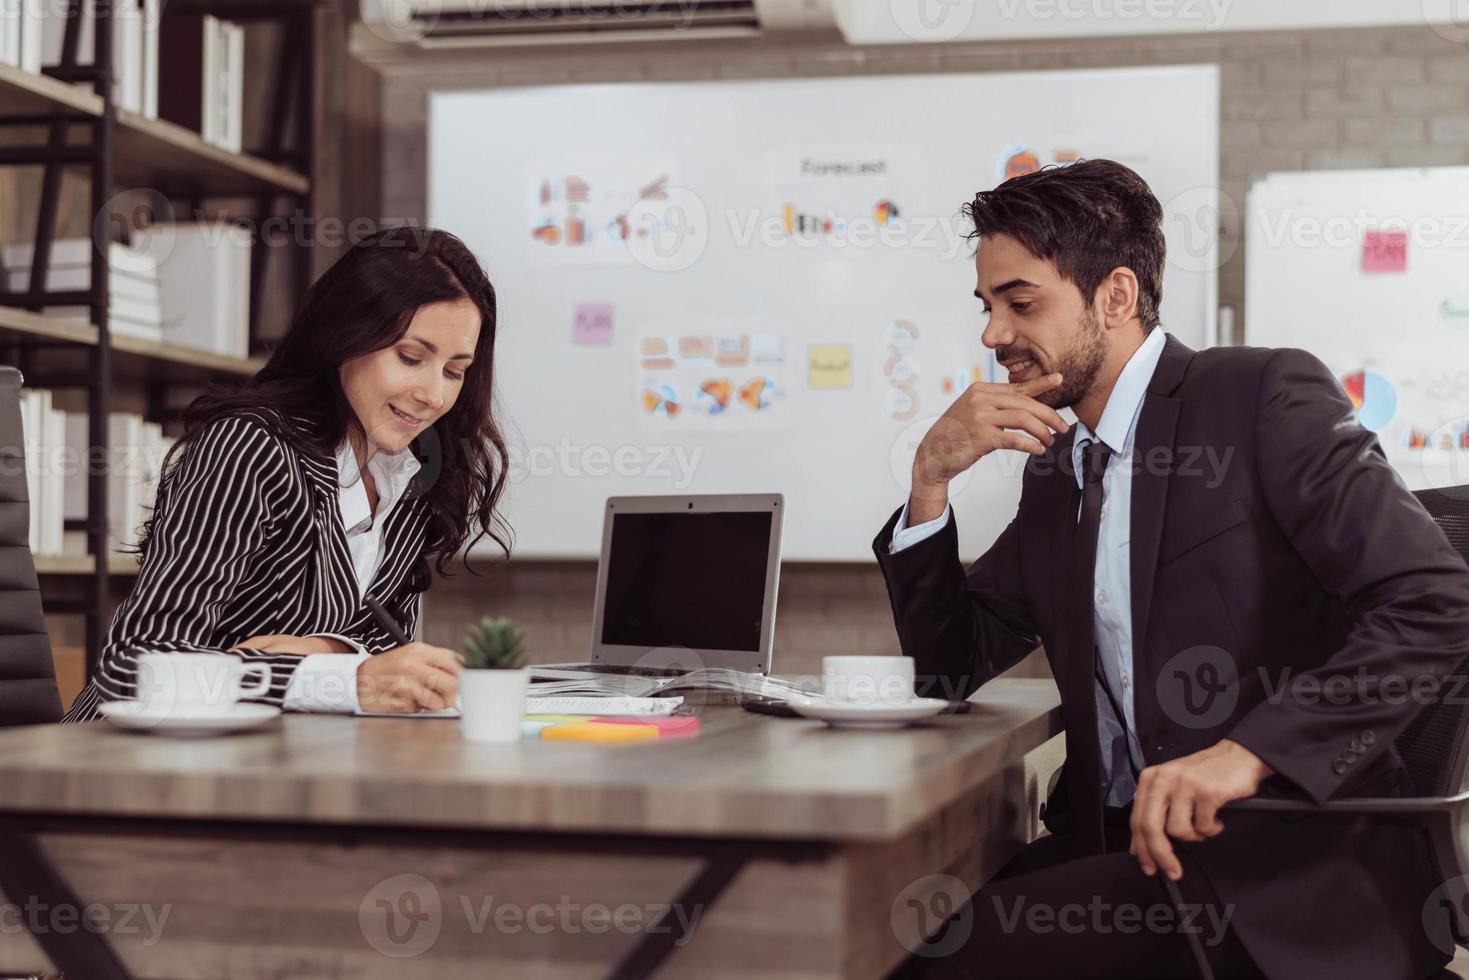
1362, 231, 1407, 273
592, 715, 701, 737
573, 303, 614, 346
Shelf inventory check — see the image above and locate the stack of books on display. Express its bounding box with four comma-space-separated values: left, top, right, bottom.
5, 0, 246, 144
31, 0, 163, 118
17, 388, 67, 558
101, 411, 170, 555
2, 238, 165, 342
159, 13, 244, 152
3, 228, 252, 357
0, 0, 47, 76
18, 392, 173, 559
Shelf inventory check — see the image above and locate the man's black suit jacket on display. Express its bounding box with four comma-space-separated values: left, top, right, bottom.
874, 333, 1469, 979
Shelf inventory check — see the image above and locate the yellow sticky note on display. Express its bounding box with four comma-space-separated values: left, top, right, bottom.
808, 344, 853, 390
541, 723, 659, 744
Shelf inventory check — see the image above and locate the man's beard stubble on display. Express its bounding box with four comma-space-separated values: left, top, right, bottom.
1032, 308, 1107, 411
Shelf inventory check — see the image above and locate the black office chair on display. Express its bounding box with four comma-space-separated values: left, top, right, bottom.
1174, 485, 1469, 979
0, 366, 62, 726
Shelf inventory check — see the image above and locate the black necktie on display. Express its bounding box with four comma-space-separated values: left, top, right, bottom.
1064, 438, 1113, 855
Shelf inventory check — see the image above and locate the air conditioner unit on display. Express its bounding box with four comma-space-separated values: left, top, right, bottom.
357, 0, 842, 52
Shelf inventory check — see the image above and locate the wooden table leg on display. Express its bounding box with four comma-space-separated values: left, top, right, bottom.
0, 824, 130, 980
607, 854, 747, 980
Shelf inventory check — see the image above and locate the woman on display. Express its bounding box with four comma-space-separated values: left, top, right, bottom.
63, 227, 511, 722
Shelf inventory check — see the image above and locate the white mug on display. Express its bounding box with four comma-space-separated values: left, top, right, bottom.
822, 656, 916, 707
135, 652, 272, 715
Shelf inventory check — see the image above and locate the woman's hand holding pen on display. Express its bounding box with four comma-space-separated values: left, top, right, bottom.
356, 642, 461, 712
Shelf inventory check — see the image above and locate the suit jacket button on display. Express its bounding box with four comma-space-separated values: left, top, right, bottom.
1344, 753, 1358, 765
1361, 730, 1376, 746
1349, 738, 1364, 753
1332, 759, 1347, 775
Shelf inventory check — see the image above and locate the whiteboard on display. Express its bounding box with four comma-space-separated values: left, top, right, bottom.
1245, 167, 1469, 492
429, 65, 1220, 560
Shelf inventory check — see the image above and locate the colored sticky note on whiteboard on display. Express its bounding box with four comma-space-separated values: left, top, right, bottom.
808, 343, 854, 390
573, 303, 614, 345
1362, 231, 1407, 273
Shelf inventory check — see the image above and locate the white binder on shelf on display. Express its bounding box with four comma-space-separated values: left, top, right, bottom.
133, 222, 251, 358
0, 0, 21, 68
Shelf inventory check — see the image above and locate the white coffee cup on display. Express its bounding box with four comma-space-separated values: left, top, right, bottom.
135, 652, 272, 715
822, 656, 916, 707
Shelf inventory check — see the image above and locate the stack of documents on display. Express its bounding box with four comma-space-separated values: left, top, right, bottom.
354, 695, 683, 719
528, 668, 816, 701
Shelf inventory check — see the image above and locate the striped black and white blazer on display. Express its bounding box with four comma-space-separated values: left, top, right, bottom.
63, 409, 431, 723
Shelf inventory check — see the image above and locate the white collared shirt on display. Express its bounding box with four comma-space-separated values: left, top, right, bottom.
333, 438, 423, 596
892, 327, 1169, 806
281, 438, 422, 714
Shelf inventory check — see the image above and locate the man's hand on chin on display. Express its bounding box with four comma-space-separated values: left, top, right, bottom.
1128, 739, 1274, 881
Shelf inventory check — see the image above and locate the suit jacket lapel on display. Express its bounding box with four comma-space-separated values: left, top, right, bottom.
1129, 333, 1196, 678
364, 497, 427, 601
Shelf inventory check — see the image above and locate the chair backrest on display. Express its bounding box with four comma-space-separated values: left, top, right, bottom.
1396, 487, 1469, 796
0, 366, 61, 726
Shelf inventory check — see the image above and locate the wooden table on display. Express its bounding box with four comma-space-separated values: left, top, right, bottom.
0, 679, 1062, 979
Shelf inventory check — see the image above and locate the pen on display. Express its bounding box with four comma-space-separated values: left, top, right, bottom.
364, 596, 412, 646
364, 596, 458, 715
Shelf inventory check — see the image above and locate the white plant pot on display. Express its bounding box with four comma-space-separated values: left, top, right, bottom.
458, 668, 530, 743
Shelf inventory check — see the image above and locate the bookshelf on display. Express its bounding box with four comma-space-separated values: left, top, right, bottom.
0, 304, 267, 381
115, 110, 310, 197
0, 0, 316, 669
34, 554, 140, 576
0, 60, 103, 117
0, 60, 308, 196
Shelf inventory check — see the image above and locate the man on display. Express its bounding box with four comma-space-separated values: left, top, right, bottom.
876, 159, 1469, 978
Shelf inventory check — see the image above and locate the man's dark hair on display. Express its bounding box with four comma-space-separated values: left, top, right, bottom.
963, 159, 1165, 331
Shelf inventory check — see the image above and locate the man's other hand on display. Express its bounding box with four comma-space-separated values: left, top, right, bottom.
1129, 739, 1274, 881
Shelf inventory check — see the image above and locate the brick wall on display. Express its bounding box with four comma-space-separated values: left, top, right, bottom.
386, 24, 1469, 672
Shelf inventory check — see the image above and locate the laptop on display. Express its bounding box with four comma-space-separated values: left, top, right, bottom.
532, 493, 784, 679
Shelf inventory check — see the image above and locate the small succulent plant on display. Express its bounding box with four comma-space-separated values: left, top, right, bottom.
461, 616, 527, 670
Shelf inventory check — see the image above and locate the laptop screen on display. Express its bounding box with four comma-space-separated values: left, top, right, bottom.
600, 510, 773, 653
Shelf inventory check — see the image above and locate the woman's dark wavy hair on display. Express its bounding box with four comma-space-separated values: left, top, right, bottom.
136, 226, 512, 580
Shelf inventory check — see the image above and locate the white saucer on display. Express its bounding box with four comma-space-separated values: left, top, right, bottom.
788, 696, 949, 729
99, 701, 282, 736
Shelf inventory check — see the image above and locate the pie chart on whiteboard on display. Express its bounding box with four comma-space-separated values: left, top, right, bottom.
1340, 369, 1397, 432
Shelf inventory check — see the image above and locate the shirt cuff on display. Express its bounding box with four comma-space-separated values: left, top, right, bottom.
890, 502, 953, 554
308, 632, 369, 655
282, 651, 371, 714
